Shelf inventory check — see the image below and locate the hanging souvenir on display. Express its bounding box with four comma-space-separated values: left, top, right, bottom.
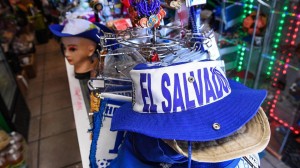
127, 0, 165, 28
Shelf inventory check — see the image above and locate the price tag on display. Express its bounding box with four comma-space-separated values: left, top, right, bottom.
92, 79, 105, 88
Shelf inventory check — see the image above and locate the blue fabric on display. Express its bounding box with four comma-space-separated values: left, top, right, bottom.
109, 133, 241, 168
90, 99, 108, 168
188, 141, 192, 168
109, 133, 157, 168
129, 133, 187, 164
111, 80, 267, 141
89, 98, 128, 168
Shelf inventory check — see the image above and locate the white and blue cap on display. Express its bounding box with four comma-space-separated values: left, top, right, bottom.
49, 19, 101, 43
111, 60, 268, 142
49, 18, 114, 44
49, 18, 118, 50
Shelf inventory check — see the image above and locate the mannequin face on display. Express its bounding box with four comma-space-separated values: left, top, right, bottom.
61, 37, 97, 73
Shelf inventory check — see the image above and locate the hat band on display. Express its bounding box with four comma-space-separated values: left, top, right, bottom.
131, 60, 231, 113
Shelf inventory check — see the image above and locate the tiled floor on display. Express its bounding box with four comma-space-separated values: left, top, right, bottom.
24, 39, 291, 168
25, 39, 82, 168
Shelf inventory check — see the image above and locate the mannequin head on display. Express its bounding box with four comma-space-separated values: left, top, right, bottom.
49, 18, 101, 78
49, 18, 117, 78
61, 36, 98, 74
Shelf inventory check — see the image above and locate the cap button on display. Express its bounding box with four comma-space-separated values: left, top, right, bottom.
212, 123, 220, 130
188, 76, 195, 83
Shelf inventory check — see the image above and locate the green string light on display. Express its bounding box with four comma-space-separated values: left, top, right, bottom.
235, 0, 255, 82
233, 1, 287, 80
265, 4, 288, 76
280, 20, 284, 24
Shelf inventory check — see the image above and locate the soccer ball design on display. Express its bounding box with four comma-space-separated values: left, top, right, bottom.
243, 12, 267, 35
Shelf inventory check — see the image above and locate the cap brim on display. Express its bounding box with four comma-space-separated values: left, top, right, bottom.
164, 108, 270, 162
111, 80, 267, 141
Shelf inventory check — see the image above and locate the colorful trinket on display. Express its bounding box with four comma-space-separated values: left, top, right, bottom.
148, 15, 159, 27
139, 17, 148, 28
90, 92, 100, 113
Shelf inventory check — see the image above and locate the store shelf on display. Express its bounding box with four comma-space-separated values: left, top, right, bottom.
65, 60, 91, 168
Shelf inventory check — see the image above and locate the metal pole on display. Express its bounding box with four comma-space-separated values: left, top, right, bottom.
244, 3, 261, 85
219, 0, 225, 36
153, 27, 157, 44
253, 0, 277, 89
279, 129, 290, 154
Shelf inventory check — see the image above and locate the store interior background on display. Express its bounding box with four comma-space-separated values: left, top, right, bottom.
0, 0, 300, 167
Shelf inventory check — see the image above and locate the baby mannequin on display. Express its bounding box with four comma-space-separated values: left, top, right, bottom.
61, 36, 98, 79
89, 0, 105, 23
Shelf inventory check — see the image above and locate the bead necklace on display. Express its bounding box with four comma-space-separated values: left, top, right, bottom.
136, 0, 160, 17
128, 0, 165, 28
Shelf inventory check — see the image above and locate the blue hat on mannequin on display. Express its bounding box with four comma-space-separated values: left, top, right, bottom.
49, 18, 113, 44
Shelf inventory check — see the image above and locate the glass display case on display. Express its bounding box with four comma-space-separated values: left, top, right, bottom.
219, 0, 300, 166
0, 47, 17, 112
0, 47, 30, 139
